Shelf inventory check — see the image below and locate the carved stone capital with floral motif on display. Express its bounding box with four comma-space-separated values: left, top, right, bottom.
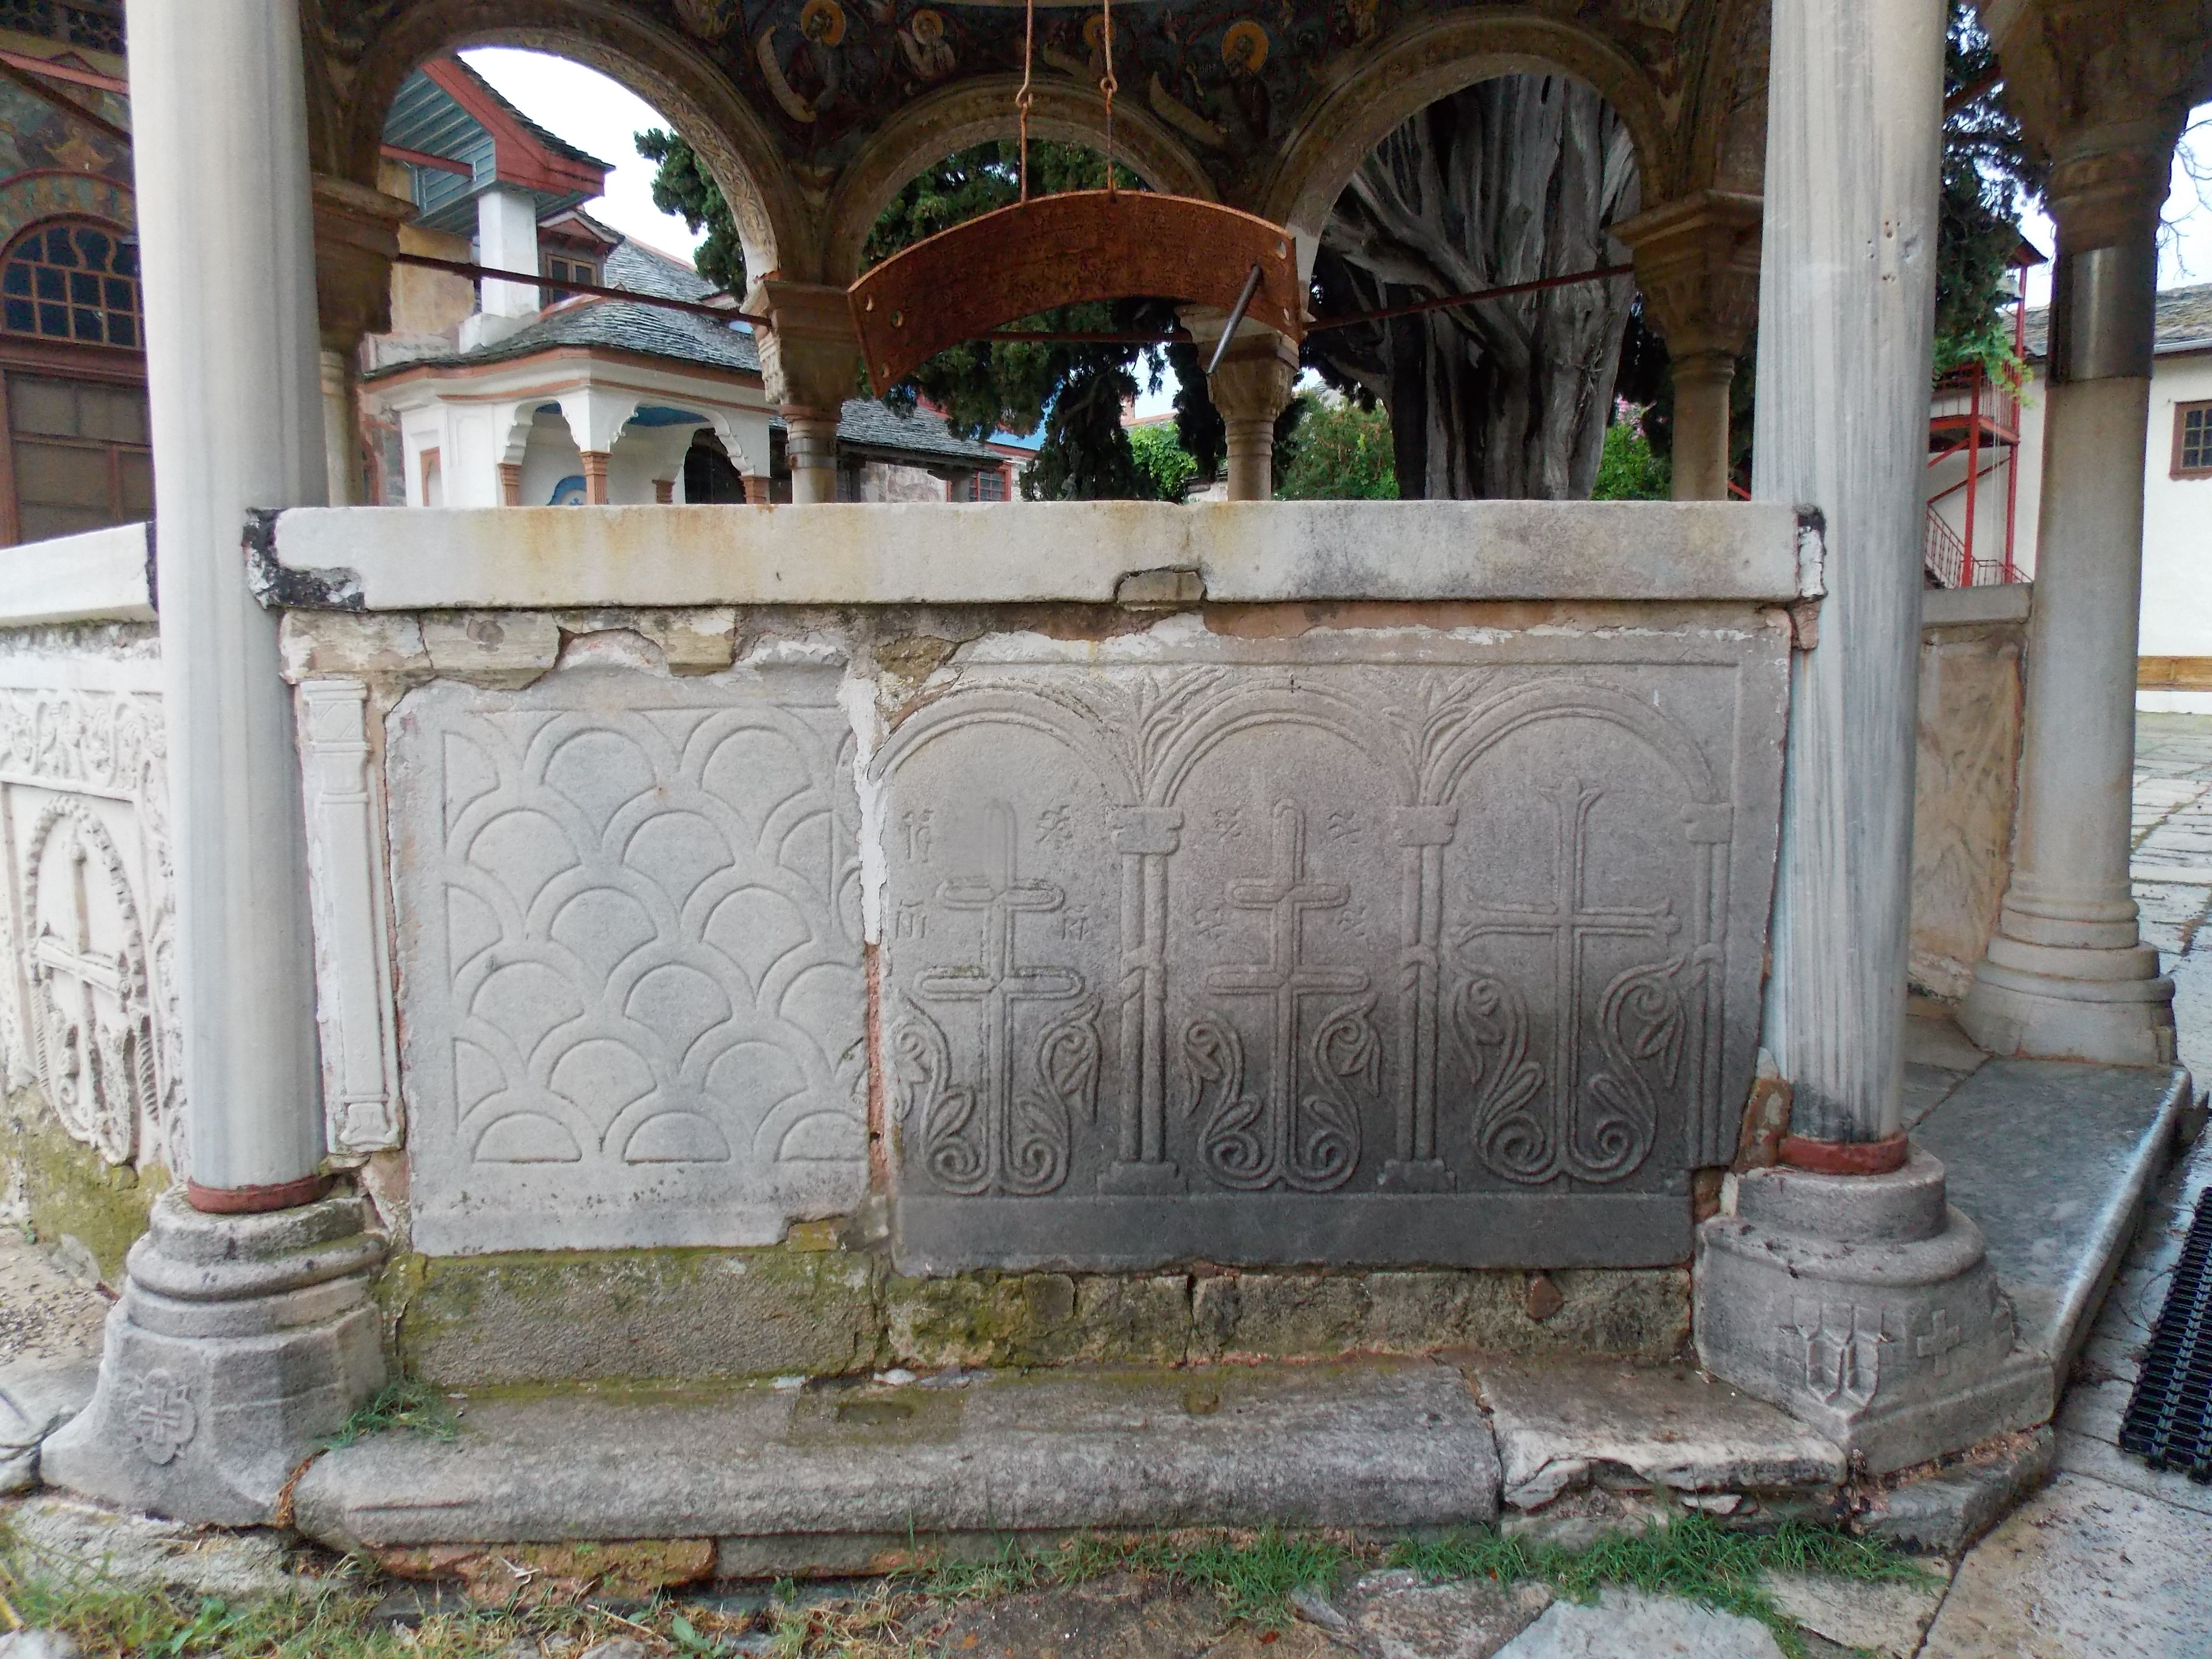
749, 277, 864, 412
1982, 0, 2212, 250
1612, 191, 1763, 363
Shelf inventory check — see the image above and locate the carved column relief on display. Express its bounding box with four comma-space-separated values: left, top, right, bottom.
0, 671, 180, 1176
878, 639, 1787, 1274
297, 680, 400, 1154
1386, 805, 1458, 1192
1106, 805, 1183, 1194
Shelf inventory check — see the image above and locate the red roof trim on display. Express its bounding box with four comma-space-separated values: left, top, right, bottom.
420, 58, 606, 201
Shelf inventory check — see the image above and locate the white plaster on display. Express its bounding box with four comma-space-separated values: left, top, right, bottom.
296, 681, 400, 1154
0, 525, 155, 628
272, 500, 1803, 611
475, 186, 541, 319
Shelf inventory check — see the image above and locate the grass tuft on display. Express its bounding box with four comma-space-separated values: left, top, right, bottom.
1389, 1514, 1939, 1659
320, 1379, 462, 1450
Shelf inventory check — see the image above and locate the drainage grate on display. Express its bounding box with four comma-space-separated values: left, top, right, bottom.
2120, 1183, 2212, 1482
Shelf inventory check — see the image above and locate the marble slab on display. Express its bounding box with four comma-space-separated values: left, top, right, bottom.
879, 624, 1789, 1272
387, 661, 868, 1253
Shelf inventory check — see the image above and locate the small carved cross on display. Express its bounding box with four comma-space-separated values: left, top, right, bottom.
1915, 1308, 1963, 1377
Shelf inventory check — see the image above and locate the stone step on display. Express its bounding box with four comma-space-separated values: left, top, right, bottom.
292, 1357, 1501, 1575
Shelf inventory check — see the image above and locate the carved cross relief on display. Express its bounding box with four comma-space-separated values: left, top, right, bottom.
1454, 779, 1685, 1187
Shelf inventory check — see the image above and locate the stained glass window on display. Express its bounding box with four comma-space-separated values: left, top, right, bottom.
0, 220, 142, 349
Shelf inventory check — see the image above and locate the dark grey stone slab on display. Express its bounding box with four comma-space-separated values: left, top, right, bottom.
293, 1358, 1499, 1550
893, 1191, 1690, 1273
1914, 1059, 2187, 1364
877, 632, 1788, 1272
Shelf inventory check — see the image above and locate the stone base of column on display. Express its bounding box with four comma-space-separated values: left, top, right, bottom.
1695, 1149, 2042, 1473
1959, 947, 2176, 1066
39, 1189, 386, 1525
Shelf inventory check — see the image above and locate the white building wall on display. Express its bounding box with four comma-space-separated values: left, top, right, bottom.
2140, 351, 2212, 662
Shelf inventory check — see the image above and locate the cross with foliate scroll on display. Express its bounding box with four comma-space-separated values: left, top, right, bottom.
917, 800, 1083, 1182
1458, 781, 1677, 1162
1208, 801, 1369, 1174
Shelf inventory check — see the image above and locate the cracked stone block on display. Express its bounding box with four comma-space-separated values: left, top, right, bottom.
1335, 1570, 1554, 1659
1473, 1357, 1844, 1510
1492, 1589, 1784, 1657
1, 1495, 301, 1598
1858, 1426, 2053, 1554
0, 1356, 99, 1494
1760, 1568, 1950, 1659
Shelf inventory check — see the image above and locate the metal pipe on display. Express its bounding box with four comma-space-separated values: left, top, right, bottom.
1206, 261, 1266, 376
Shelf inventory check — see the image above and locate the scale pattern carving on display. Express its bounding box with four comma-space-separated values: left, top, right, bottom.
400, 675, 867, 1238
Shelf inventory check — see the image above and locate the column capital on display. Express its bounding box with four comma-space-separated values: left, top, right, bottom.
1983, 0, 2212, 251
310, 173, 412, 357
1612, 190, 1762, 361
747, 276, 862, 412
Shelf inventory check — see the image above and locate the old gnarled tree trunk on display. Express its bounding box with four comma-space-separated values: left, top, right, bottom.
1311, 75, 1642, 500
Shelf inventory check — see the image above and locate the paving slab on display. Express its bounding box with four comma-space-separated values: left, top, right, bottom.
1760, 1567, 1950, 1658
1469, 1358, 1844, 1510
1491, 1589, 1784, 1658
1333, 1570, 1553, 1659
1858, 1427, 2054, 1554
0, 1357, 98, 1494
1912, 1059, 2186, 1374
0, 1494, 300, 1597
295, 1359, 1499, 1551
1919, 1472, 2212, 1659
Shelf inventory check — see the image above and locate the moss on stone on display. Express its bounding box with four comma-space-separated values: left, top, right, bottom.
884, 1272, 1190, 1369
386, 1228, 1686, 1386
1, 1085, 163, 1286
398, 1244, 885, 1386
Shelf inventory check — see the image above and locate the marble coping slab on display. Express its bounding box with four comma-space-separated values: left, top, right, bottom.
0, 522, 154, 627
262, 500, 1816, 612
289, 1357, 1498, 1549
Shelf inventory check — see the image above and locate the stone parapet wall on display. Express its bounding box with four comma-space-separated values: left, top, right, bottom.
1910, 584, 2031, 1001
0, 527, 181, 1281
264, 499, 1805, 1380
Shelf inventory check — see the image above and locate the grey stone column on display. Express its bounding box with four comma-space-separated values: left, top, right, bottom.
1695, 0, 2031, 1471
1612, 192, 1762, 503
753, 278, 860, 505
40, 0, 385, 1522
1960, 122, 2181, 1065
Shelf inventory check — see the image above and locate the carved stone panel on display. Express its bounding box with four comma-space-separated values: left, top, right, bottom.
0, 666, 180, 1176
880, 629, 1788, 1273
388, 663, 868, 1254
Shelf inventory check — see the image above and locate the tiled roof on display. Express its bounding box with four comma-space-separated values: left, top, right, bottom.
367, 240, 761, 376
2022, 282, 2212, 360
832, 398, 1003, 464
367, 240, 1004, 469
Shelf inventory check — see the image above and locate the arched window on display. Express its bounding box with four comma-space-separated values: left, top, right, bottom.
0, 219, 141, 349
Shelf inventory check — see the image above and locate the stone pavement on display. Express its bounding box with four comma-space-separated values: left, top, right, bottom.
1907, 713, 2212, 1658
